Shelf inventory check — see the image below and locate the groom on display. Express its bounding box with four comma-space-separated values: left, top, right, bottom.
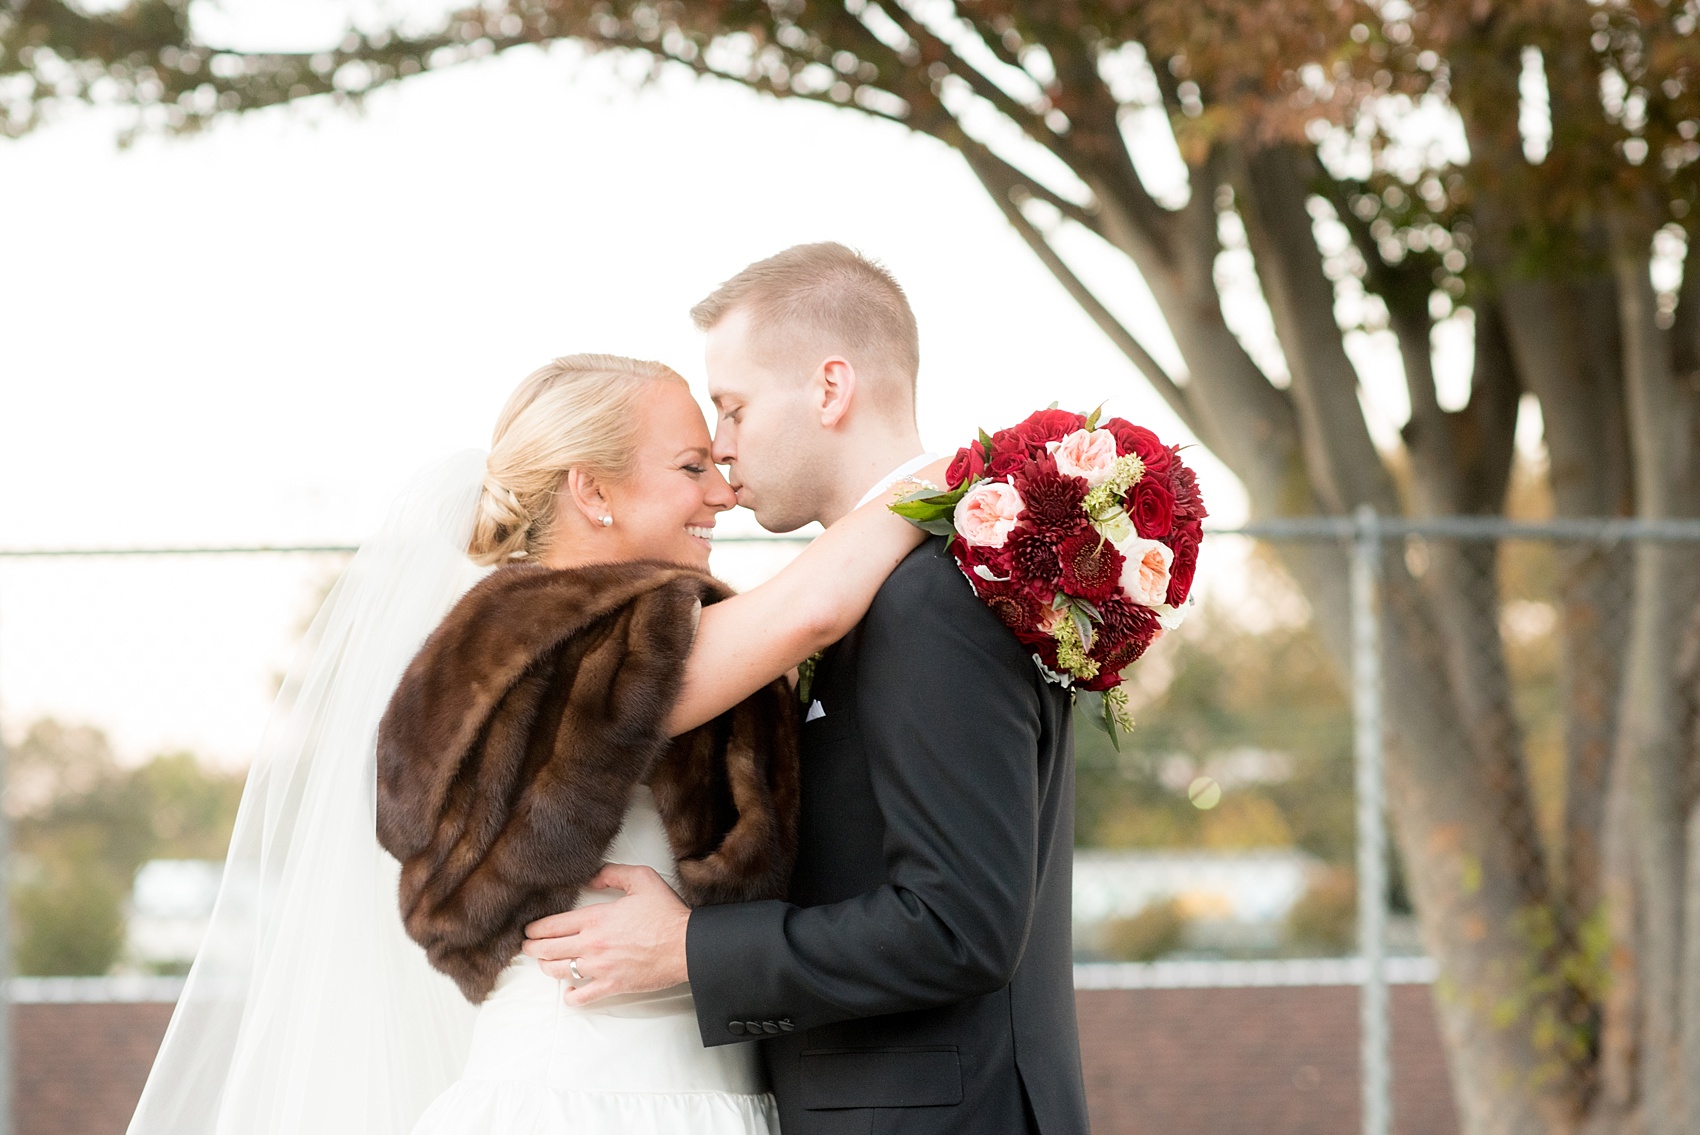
523, 243, 1089, 1134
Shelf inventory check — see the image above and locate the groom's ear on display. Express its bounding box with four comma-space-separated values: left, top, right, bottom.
815, 356, 857, 429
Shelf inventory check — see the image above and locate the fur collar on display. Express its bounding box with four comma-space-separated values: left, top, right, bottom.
376, 560, 799, 1003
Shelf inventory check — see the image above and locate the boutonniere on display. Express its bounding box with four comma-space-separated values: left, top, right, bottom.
797, 651, 824, 705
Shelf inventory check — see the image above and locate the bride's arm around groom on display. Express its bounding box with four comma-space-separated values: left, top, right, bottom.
524, 242, 1089, 1135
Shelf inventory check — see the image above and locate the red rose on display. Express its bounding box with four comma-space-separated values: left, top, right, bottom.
988, 438, 1029, 477
946, 443, 987, 489
1129, 477, 1175, 539
1168, 458, 1208, 523
1008, 408, 1087, 456
953, 536, 1012, 581
1012, 459, 1088, 538
1057, 530, 1124, 603
1164, 523, 1201, 607
1103, 419, 1172, 477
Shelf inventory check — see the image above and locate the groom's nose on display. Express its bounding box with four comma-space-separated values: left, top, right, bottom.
710, 428, 736, 467
705, 467, 738, 509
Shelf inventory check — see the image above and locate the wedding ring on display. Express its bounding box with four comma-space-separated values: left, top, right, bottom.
568, 958, 585, 983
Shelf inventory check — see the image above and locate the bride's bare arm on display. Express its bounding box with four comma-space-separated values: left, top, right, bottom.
665, 459, 950, 735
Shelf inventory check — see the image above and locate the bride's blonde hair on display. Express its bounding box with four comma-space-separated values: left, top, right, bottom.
469, 354, 688, 565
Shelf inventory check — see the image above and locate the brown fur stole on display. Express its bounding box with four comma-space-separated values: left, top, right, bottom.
376, 560, 799, 1004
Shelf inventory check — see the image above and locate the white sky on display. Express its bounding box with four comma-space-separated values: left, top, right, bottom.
0, 29, 1439, 766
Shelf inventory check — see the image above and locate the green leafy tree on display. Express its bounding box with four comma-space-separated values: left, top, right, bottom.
7, 719, 244, 975
9, 3, 1700, 1130
1077, 555, 1354, 866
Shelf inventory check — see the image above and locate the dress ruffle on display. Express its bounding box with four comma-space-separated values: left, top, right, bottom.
406, 801, 779, 1135
412, 1080, 779, 1135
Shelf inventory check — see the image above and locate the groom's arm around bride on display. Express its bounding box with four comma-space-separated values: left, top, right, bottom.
686, 535, 1089, 1135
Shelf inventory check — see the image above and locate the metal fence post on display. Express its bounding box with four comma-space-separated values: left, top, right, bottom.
0, 591, 12, 1135
1352, 505, 1389, 1135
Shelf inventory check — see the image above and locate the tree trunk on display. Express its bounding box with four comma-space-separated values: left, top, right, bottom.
1611, 219, 1700, 1135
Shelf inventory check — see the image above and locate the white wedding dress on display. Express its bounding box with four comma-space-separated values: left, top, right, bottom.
410, 785, 780, 1135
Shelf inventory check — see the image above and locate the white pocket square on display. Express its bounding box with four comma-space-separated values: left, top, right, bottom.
805, 700, 826, 722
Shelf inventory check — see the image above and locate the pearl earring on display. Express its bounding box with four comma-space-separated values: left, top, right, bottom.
600, 515, 613, 528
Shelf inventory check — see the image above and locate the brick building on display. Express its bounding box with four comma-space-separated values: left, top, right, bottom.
13, 962, 1458, 1135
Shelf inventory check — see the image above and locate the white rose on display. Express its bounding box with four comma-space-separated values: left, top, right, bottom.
1047, 428, 1120, 486
1151, 598, 1192, 633
1114, 535, 1173, 607
953, 480, 1025, 548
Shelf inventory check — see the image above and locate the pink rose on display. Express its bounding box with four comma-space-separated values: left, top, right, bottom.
1114, 534, 1174, 606
1047, 429, 1120, 487
954, 481, 1025, 548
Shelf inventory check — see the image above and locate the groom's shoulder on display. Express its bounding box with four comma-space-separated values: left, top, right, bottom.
877, 538, 970, 604
860, 539, 1037, 686
871, 538, 1009, 636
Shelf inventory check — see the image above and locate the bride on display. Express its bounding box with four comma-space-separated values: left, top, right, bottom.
127, 354, 944, 1135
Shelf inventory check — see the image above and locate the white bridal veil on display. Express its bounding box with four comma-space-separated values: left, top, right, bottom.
128, 451, 492, 1135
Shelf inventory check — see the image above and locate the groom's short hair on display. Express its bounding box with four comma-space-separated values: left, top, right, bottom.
691, 243, 920, 415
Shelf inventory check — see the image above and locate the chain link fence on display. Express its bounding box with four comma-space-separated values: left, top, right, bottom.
3, 518, 1699, 1135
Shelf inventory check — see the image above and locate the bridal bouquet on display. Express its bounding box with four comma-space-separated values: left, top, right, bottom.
892, 407, 1205, 740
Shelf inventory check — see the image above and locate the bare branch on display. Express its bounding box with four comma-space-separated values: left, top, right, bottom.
873, 2, 1076, 167
960, 142, 1103, 237
961, 141, 1199, 437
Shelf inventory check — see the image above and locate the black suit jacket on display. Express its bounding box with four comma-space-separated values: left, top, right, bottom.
687, 540, 1090, 1134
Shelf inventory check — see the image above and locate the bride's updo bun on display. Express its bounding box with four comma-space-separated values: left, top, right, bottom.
469, 354, 688, 566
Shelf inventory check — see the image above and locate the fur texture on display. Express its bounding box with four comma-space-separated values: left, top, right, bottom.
376, 561, 799, 1003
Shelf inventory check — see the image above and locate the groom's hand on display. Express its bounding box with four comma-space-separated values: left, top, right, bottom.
521, 863, 691, 1007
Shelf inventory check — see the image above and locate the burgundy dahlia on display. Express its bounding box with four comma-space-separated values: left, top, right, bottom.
1013, 460, 1088, 537
1169, 457, 1207, 523
1078, 599, 1161, 690
973, 576, 1051, 637
1057, 530, 1124, 603
1007, 526, 1063, 588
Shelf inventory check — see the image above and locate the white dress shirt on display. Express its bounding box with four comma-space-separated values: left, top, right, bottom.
805, 453, 941, 724
855, 452, 942, 509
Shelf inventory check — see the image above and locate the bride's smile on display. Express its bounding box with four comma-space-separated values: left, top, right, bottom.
541, 381, 737, 571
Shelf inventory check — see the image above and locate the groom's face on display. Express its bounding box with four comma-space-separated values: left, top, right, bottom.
705, 307, 831, 533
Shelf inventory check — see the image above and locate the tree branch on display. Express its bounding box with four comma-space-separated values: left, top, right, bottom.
1234, 142, 1399, 513
961, 140, 1200, 437
960, 141, 1103, 236
873, 1, 1077, 168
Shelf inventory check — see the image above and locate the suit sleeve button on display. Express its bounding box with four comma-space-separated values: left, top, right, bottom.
762, 1021, 780, 1034
778, 1019, 795, 1033
745, 1021, 763, 1034
727, 1021, 746, 1035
